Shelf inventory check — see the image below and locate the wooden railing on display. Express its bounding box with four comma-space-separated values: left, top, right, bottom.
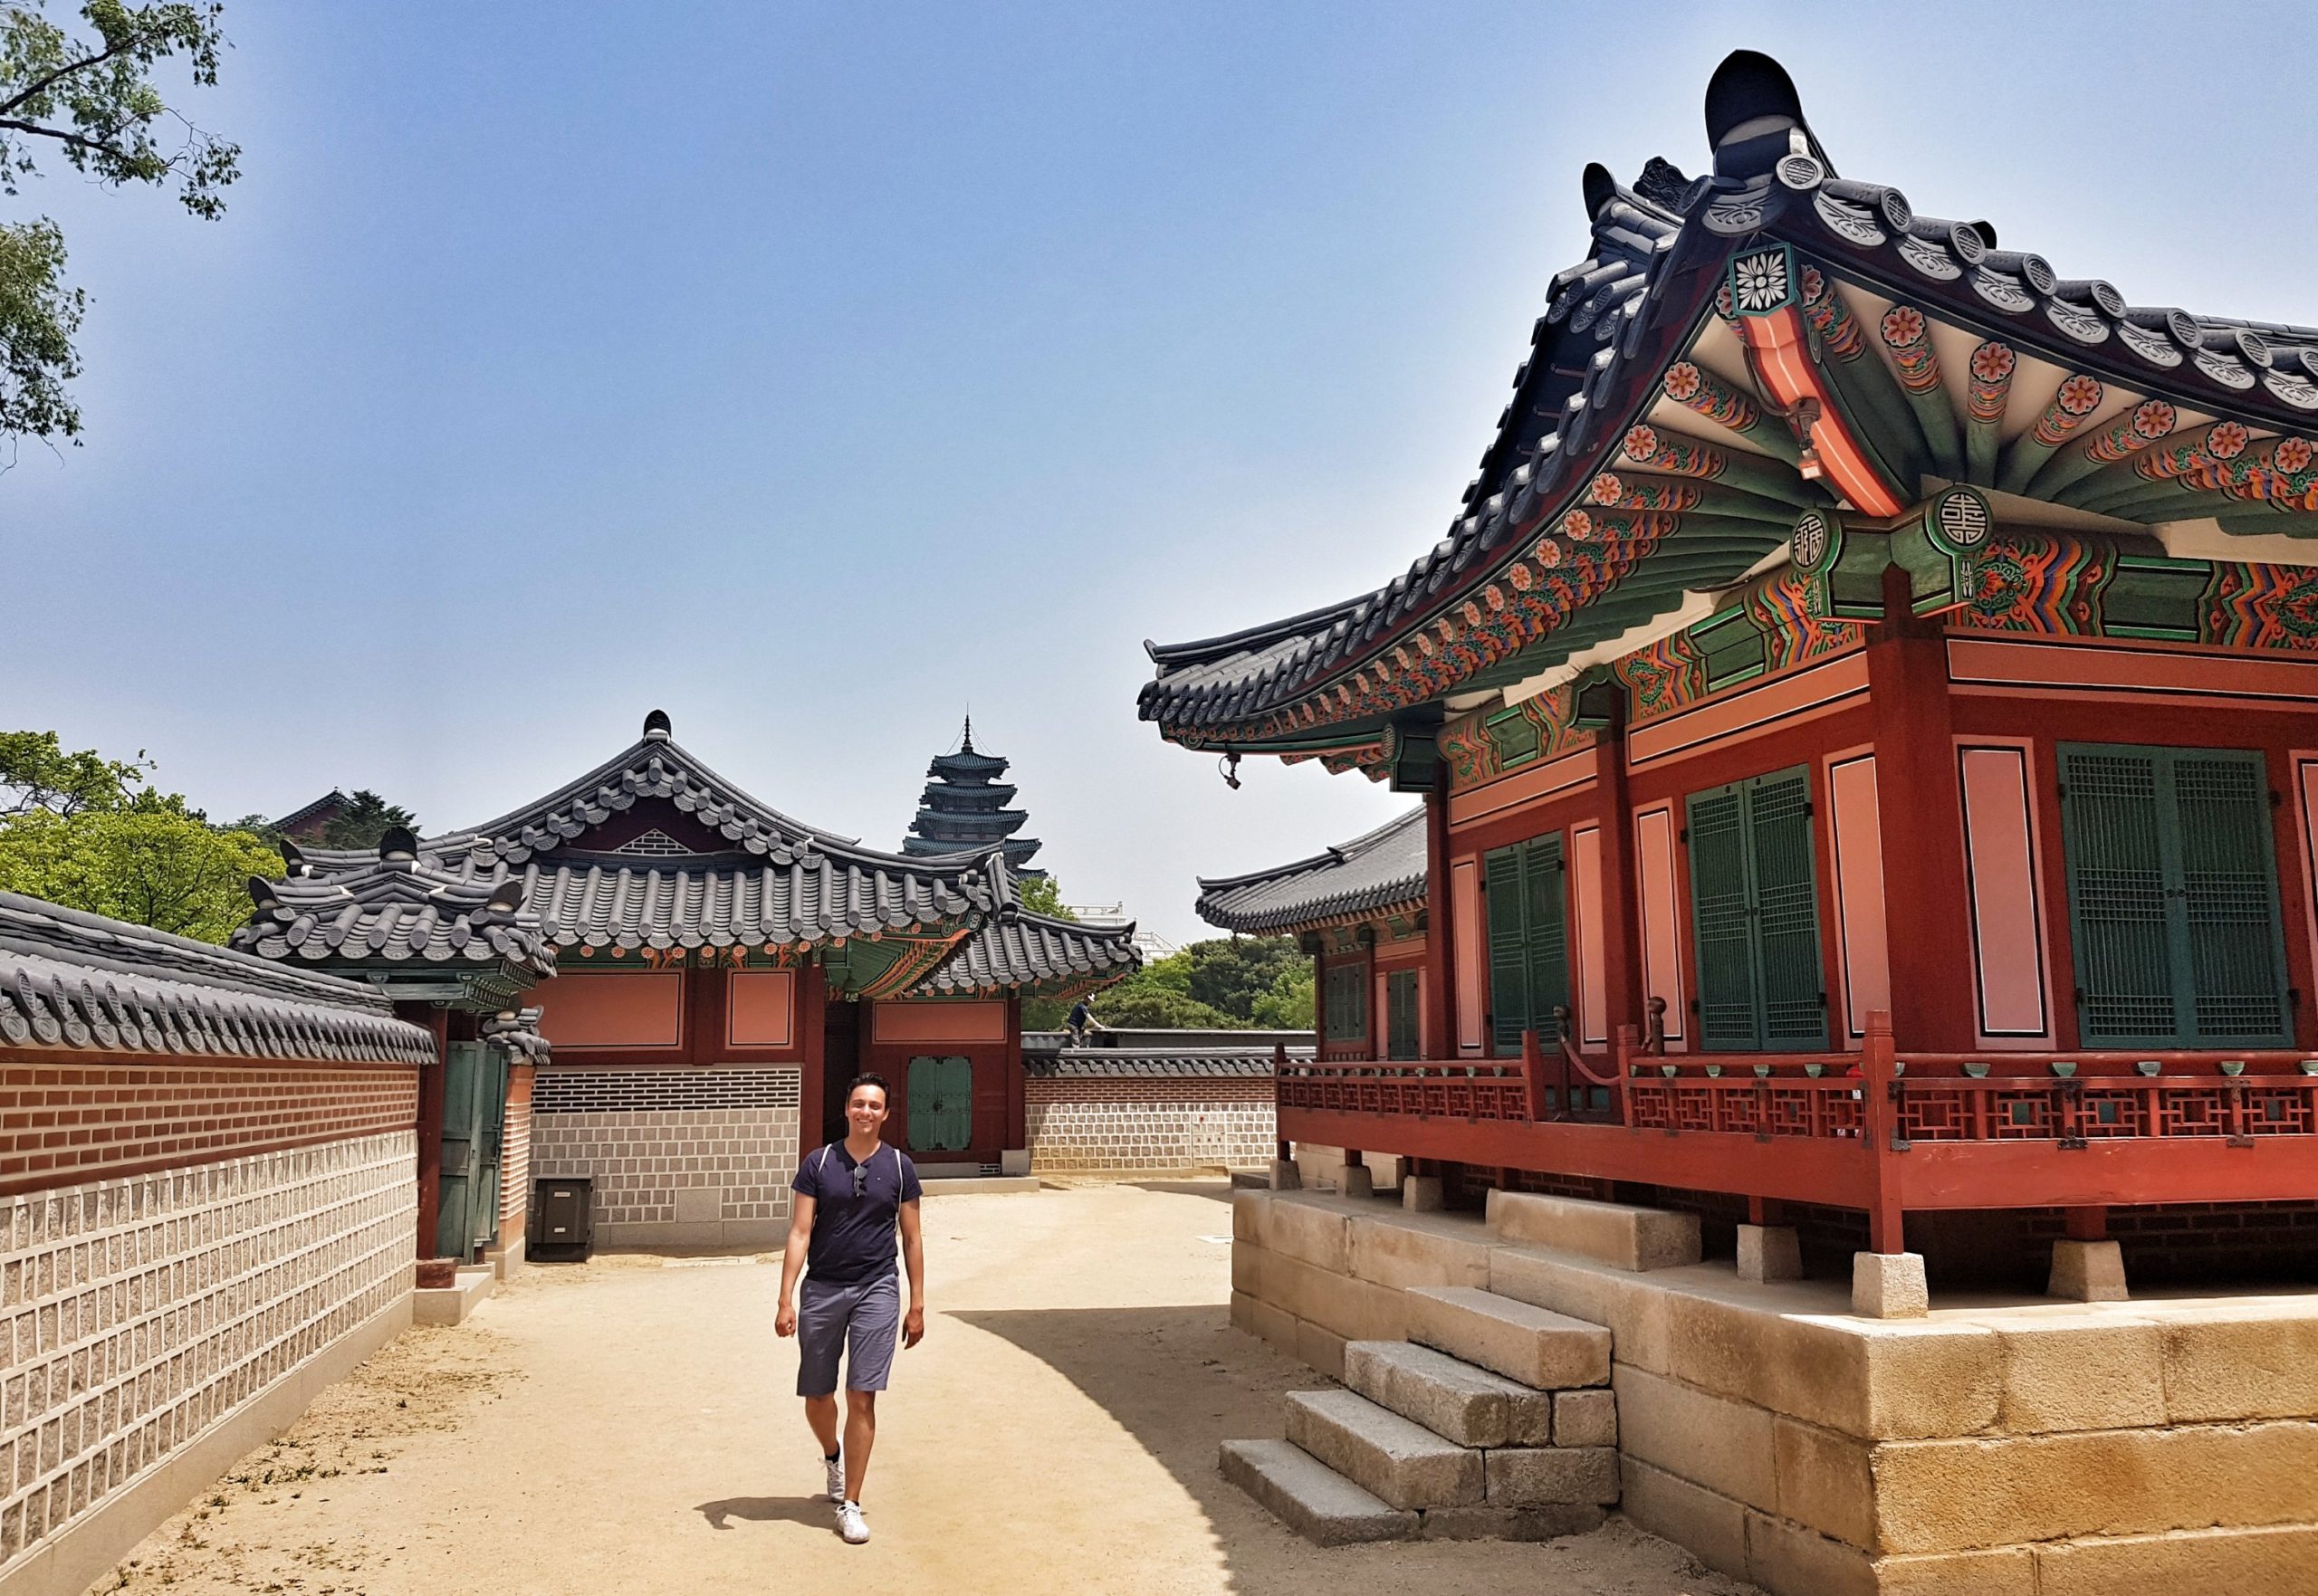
1273, 1013, 2318, 1248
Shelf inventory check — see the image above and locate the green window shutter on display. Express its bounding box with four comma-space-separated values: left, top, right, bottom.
2062, 742, 2291, 1048
2169, 750, 2290, 1045
1687, 785, 1760, 1049
1746, 770, 1826, 1046
1485, 844, 1531, 1056
1386, 970, 1419, 1059
2061, 746, 2176, 1046
1524, 835, 1571, 1043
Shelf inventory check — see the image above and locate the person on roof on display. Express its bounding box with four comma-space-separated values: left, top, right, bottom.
775, 1074, 926, 1546
1065, 996, 1104, 1046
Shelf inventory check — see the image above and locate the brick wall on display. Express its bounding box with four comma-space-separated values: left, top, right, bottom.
0, 1062, 417, 1198
1025, 1075, 1274, 1175
0, 1129, 415, 1577
529, 1068, 800, 1247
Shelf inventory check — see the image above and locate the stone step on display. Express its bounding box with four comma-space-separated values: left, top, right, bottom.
1420, 1503, 1609, 1542
1484, 1190, 1700, 1272
1405, 1286, 1612, 1390
1343, 1339, 1555, 1448
1218, 1438, 1416, 1545
1282, 1389, 1483, 1510
1483, 1444, 1622, 1508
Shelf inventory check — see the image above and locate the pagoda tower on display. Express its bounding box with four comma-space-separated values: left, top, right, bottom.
902, 718, 1044, 874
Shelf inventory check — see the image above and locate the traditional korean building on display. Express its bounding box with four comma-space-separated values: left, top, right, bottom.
902, 718, 1043, 874
242, 711, 1136, 1250
1196, 807, 1430, 1064
1144, 51, 2318, 1289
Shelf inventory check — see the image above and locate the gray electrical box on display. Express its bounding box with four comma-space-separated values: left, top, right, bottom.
529, 1176, 594, 1262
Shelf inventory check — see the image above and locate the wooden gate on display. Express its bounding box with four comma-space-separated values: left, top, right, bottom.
436, 1039, 510, 1261
906, 1054, 973, 1152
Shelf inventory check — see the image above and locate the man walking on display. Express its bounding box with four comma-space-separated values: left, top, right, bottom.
775, 1073, 925, 1544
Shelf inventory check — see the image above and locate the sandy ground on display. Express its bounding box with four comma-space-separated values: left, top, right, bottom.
90, 1180, 1755, 1596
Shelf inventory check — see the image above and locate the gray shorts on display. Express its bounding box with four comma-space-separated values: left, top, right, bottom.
795, 1272, 901, 1397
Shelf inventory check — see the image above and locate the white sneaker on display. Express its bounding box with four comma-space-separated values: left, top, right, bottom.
837, 1500, 870, 1544
823, 1452, 845, 1503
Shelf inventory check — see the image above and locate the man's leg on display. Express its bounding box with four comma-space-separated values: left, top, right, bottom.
842, 1391, 876, 1503
805, 1393, 840, 1457
840, 1274, 904, 1505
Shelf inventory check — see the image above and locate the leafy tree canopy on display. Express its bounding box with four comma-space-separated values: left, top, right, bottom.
0, 728, 277, 942
0, 727, 150, 815
318, 789, 417, 850
1015, 872, 1076, 922
2, 1, 239, 449
1052, 934, 1310, 1033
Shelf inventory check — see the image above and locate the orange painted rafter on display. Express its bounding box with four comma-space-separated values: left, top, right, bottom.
1734, 302, 1906, 517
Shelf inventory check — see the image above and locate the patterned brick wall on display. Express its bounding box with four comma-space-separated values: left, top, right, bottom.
0, 1060, 417, 1198
0, 1130, 415, 1575
1025, 1076, 1275, 1174
529, 1068, 800, 1240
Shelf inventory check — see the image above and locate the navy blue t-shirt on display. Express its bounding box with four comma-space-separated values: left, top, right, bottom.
792, 1142, 922, 1285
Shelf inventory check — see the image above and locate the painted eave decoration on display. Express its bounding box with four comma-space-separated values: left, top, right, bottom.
1138, 49, 2318, 760
1195, 806, 1429, 935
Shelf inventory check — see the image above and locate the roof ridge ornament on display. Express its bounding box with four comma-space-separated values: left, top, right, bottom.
378, 827, 419, 865
643, 709, 673, 741
1703, 50, 1832, 181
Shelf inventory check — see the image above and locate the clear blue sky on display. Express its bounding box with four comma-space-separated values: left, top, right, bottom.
6, 3, 2314, 943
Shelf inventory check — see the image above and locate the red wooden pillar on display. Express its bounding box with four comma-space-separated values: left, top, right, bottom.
1595, 708, 1643, 1045
1863, 566, 1976, 1050
408, 1005, 450, 1262
1003, 992, 1026, 1153
1423, 782, 1454, 1059
799, 964, 827, 1157
1861, 1010, 1906, 1253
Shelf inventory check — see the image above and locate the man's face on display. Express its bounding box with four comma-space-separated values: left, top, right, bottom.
847, 1085, 888, 1136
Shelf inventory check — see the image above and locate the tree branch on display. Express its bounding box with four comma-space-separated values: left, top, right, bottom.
0, 115, 145, 169
0, 34, 141, 119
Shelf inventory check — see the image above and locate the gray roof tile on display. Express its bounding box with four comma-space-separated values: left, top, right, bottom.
1196, 807, 1427, 934
0, 892, 435, 1066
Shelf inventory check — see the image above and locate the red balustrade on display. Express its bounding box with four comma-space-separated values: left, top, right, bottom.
1273, 1016, 2318, 1248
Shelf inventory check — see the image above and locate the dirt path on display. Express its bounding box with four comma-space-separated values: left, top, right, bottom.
91, 1180, 1751, 1596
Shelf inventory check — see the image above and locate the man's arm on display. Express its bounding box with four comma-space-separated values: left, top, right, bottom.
897, 1198, 926, 1348
774, 1193, 815, 1337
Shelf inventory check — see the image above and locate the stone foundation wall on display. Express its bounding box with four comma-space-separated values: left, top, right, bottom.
1232, 1186, 2318, 1595
530, 1067, 800, 1247
1025, 1075, 1273, 1175
0, 1130, 416, 1590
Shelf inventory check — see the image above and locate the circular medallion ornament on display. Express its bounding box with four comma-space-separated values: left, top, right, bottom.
1790, 510, 1835, 575
1929, 486, 1992, 553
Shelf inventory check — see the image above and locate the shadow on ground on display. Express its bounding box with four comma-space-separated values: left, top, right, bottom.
1125, 1180, 1237, 1203
696, 1493, 838, 1531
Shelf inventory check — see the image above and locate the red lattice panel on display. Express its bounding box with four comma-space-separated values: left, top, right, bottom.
1896, 1087, 1973, 1142
1670, 1085, 1720, 1133
2157, 1087, 2230, 1138
2078, 1089, 2150, 1139
1624, 1084, 1673, 1131
2243, 1086, 2314, 1136
1988, 1090, 2060, 1140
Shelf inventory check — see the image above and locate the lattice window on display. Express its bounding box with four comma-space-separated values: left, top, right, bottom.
612, 828, 691, 857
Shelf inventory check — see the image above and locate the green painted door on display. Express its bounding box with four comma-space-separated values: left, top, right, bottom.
2060, 744, 2291, 1047
1485, 834, 1569, 1056
1686, 768, 1827, 1051
907, 1055, 974, 1152
1385, 969, 1420, 1060
436, 1040, 508, 1261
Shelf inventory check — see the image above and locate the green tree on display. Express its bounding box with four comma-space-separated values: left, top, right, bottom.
1181, 935, 1304, 1022
0, 802, 277, 941
0, 727, 148, 815
0, 728, 280, 941
318, 789, 417, 849
1249, 961, 1316, 1030
2, 1, 239, 449
1015, 872, 1077, 922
